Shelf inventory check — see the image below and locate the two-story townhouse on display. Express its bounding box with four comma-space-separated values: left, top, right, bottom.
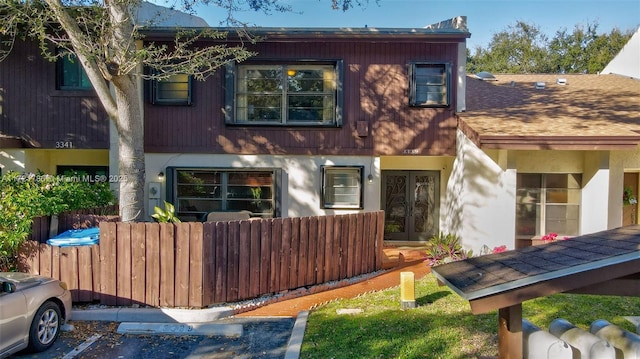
140, 17, 470, 246
1, 16, 470, 246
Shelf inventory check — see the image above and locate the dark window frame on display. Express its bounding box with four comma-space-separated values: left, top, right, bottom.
320, 165, 364, 209
408, 62, 451, 107
166, 167, 282, 220
225, 60, 343, 127
150, 73, 193, 105
56, 54, 92, 91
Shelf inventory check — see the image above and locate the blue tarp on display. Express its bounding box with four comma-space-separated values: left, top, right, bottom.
47, 227, 100, 246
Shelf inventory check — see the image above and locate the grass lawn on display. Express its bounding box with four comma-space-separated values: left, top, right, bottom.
301, 272, 640, 358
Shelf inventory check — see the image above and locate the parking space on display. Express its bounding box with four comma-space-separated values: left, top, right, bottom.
10, 317, 296, 359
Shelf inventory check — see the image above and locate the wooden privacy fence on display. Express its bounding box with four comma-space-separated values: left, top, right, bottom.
19, 211, 385, 308
29, 205, 120, 243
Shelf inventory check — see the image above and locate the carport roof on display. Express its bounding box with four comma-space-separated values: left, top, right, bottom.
458, 74, 640, 150
431, 225, 640, 314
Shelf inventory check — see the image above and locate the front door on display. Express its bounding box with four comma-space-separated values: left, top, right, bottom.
382, 171, 440, 241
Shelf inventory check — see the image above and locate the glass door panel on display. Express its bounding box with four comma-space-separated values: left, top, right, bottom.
382, 171, 439, 241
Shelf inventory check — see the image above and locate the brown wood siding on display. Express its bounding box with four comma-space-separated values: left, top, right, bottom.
0, 40, 109, 149
144, 39, 460, 156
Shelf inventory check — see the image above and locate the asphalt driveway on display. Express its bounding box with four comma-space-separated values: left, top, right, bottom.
10, 313, 303, 359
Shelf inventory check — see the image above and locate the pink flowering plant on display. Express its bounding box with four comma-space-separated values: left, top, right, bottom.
492, 245, 507, 253
541, 232, 571, 242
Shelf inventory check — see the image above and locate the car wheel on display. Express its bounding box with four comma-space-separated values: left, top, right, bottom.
28, 301, 61, 352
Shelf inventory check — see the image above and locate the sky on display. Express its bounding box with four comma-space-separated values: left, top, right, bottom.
180, 0, 640, 50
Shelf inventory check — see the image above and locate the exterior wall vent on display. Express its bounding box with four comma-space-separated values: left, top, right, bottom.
535, 82, 546, 89
556, 78, 567, 85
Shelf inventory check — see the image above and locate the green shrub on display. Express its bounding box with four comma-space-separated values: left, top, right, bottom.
151, 201, 181, 223
424, 232, 473, 266
0, 171, 116, 270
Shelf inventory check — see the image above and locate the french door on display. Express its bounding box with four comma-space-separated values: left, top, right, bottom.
382, 171, 440, 241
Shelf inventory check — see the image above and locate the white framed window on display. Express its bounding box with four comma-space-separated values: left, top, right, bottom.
321, 166, 364, 209
151, 73, 192, 105
409, 62, 450, 107
226, 61, 342, 126
516, 173, 582, 238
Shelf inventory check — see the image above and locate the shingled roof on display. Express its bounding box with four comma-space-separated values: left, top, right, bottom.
458, 73, 640, 150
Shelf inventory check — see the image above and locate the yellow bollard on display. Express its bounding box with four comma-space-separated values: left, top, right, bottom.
400, 272, 416, 309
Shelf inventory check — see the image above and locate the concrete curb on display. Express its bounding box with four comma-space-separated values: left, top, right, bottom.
70, 306, 234, 323
116, 322, 243, 337
284, 311, 309, 359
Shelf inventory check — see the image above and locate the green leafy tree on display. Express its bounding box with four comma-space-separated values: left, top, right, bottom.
0, 0, 364, 222
548, 23, 598, 73
584, 27, 634, 73
469, 21, 551, 74
549, 23, 634, 74
469, 20, 635, 75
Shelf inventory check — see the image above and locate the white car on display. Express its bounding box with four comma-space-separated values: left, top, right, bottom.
0, 272, 72, 358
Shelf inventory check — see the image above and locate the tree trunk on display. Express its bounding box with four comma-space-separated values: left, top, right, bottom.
112, 75, 145, 222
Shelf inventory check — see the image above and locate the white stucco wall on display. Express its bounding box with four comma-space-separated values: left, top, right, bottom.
145, 153, 381, 221
581, 152, 612, 233
446, 130, 517, 252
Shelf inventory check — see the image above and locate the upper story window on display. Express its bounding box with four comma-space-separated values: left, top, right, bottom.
321, 166, 364, 209
57, 54, 92, 90
409, 62, 450, 107
516, 173, 582, 238
151, 73, 192, 105
225, 61, 343, 126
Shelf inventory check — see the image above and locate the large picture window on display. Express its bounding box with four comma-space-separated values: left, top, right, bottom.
516, 173, 581, 238
226, 61, 342, 126
409, 62, 450, 107
321, 166, 364, 209
57, 54, 92, 90
169, 168, 278, 221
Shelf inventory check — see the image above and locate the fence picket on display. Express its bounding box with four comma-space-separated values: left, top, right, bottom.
280, 218, 292, 291
99, 222, 117, 305
116, 223, 132, 306
77, 246, 93, 302
238, 221, 251, 300
260, 219, 272, 294
189, 222, 204, 308
249, 220, 261, 299
145, 223, 161, 307
287, 217, 298, 289
214, 221, 228, 302
131, 223, 147, 305
174, 223, 191, 307
299, 217, 310, 286
202, 222, 216, 306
